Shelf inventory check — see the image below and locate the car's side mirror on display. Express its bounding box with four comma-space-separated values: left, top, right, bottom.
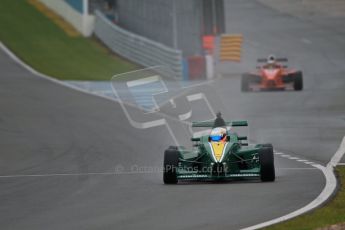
238, 136, 247, 141
191, 137, 200, 142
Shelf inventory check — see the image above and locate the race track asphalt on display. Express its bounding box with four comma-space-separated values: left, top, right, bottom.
219, 0, 345, 164
0, 1, 344, 229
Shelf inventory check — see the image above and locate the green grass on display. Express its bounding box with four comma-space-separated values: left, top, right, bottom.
0, 0, 137, 80
264, 166, 345, 230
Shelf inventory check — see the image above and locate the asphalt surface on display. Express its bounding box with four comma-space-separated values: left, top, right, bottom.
218, 0, 345, 164
0, 1, 344, 230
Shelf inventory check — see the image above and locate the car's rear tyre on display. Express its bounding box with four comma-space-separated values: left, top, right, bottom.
259, 146, 275, 182
241, 74, 250, 92
163, 149, 179, 184
293, 71, 303, 91
262, 143, 273, 148
168, 146, 178, 150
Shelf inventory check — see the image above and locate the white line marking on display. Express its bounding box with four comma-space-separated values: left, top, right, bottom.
186, 93, 203, 101
208, 142, 218, 163
278, 168, 317, 170
241, 136, 345, 230
0, 172, 117, 178
280, 154, 291, 158
288, 157, 300, 160
312, 164, 322, 168
329, 136, 345, 167
93, 90, 114, 94
181, 80, 214, 90
0, 42, 98, 96
0, 171, 163, 179
304, 162, 315, 165
297, 159, 308, 162
170, 99, 176, 108
178, 110, 192, 121
338, 163, 345, 166
219, 142, 229, 162
126, 75, 160, 87
274, 152, 283, 155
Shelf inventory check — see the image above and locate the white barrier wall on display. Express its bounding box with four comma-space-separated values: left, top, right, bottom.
39, 0, 94, 37
94, 11, 183, 78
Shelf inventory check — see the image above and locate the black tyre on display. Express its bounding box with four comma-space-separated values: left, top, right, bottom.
251, 75, 261, 83
168, 146, 178, 150
293, 71, 303, 91
262, 143, 273, 149
259, 146, 275, 182
163, 149, 179, 184
241, 74, 250, 92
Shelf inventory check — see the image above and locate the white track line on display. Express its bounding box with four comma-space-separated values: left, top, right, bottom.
329, 136, 345, 167
0, 172, 117, 178
297, 159, 308, 162
242, 136, 345, 230
0, 43, 113, 100
288, 157, 300, 160
311, 164, 321, 168
0, 171, 163, 179
278, 168, 317, 170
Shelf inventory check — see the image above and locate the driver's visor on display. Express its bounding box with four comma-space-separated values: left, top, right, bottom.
210, 135, 222, 141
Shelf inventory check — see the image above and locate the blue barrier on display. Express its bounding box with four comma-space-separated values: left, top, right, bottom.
64, 0, 83, 14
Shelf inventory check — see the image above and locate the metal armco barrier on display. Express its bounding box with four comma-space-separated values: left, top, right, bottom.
94, 10, 183, 78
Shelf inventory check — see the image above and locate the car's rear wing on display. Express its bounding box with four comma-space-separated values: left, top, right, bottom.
257, 58, 288, 63
192, 120, 248, 127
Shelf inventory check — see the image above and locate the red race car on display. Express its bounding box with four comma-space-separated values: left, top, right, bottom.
241, 56, 303, 92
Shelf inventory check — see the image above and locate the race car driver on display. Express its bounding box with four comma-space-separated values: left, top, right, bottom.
210, 127, 227, 143
264, 54, 280, 69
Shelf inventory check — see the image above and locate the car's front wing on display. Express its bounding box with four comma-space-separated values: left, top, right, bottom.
176, 169, 260, 180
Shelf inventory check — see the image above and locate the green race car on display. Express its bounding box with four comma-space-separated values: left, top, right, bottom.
163, 113, 275, 184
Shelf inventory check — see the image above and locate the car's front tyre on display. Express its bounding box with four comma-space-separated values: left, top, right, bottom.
293, 71, 303, 91
259, 146, 275, 182
163, 149, 179, 184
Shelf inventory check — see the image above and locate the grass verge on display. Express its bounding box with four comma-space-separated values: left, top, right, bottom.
264, 166, 345, 230
0, 0, 137, 80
